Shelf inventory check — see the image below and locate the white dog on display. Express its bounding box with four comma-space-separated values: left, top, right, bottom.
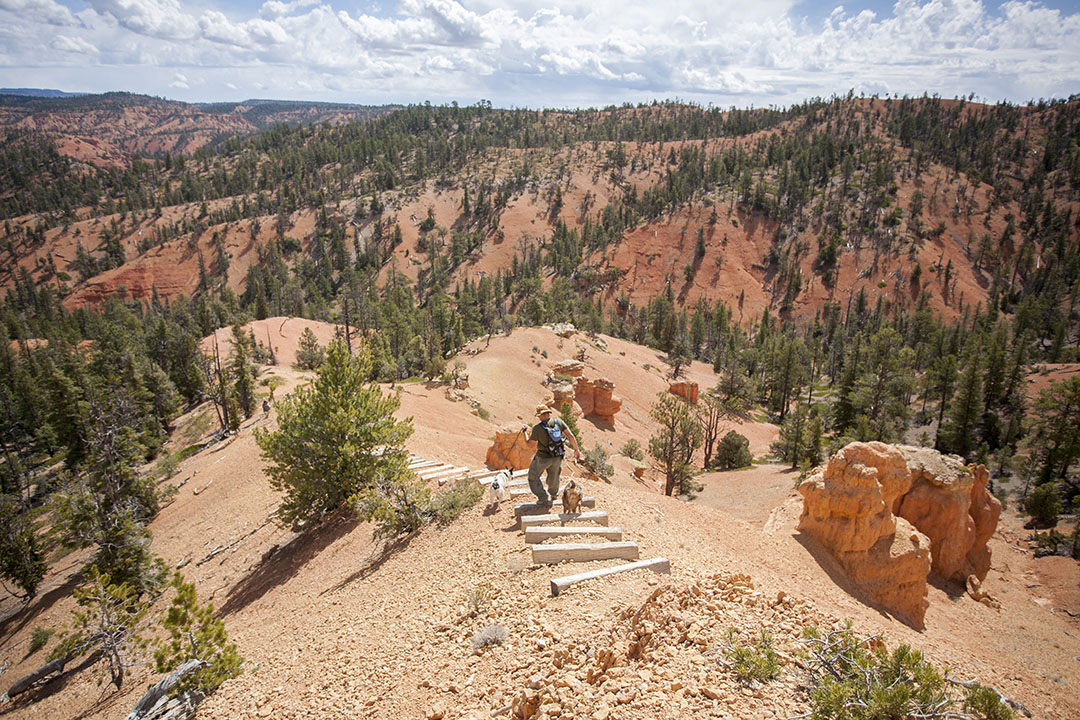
487, 469, 510, 508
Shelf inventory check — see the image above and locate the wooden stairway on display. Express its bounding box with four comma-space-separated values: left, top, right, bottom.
406, 453, 671, 596
512, 478, 671, 596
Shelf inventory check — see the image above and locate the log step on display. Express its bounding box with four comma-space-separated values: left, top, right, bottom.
514, 498, 595, 516
532, 541, 639, 565
519, 511, 609, 529
420, 466, 468, 481
524, 526, 623, 543
550, 557, 671, 597
409, 460, 443, 470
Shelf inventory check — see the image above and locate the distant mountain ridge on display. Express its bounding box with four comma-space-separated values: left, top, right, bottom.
0, 90, 398, 158
0, 87, 86, 98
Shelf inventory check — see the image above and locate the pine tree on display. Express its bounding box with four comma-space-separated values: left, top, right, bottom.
231, 326, 256, 419
648, 392, 702, 496
256, 339, 414, 530
49, 567, 151, 690
938, 348, 984, 459
295, 327, 324, 370
154, 573, 243, 695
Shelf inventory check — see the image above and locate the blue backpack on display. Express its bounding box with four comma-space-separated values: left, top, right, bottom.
543, 420, 566, 457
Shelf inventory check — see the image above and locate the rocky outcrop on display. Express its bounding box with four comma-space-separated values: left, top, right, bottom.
966, 464, 1002, 581
896, 447, 1001, 584
552, 360, 585, 378
668, 381, 699, 404
575, 377, 622, 425
798, 442, 1001, 628
550, 381, 575, 410
485, 424, 534, 470
798, 442, 930, 626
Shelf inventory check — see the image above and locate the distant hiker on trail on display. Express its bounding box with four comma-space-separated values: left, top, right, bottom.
523, 404, 581, 507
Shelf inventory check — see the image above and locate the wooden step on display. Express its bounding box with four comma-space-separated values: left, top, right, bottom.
519, 511, 609, 529
550, 557, 671, 597
409, 460, 442, 469
524, 526, 623, 543
514, 497, 595, 516
420, 466, 468, 481
532, 541, 639, 565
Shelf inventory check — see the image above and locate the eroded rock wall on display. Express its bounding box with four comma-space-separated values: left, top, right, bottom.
798, 441, 1000, 627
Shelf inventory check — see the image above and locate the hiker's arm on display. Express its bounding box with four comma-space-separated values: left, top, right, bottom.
564, 428, 582, 459
523, 424, 538, 448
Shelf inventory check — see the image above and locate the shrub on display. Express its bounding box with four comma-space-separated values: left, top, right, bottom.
619, 439, 645, 461
429, 478, 484, 525
723, 629, 780, 683
465, 583, 496, 614
472, 624, 507, 652
28, 627, 53, 655
559, 402, 582, 443
800, 624, 1014, 720
1024, 483, 1062, 528
581, 444, 614, 482
713, 431, 753, 470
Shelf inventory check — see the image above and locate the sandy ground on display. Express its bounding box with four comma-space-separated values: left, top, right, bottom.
0, 324, 1077, 720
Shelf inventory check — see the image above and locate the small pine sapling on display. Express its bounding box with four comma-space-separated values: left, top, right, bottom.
154, 573, 243, 695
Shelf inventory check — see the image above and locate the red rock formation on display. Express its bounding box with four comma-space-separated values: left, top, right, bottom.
669, 381, 699, 404
798, 442, 930, 627
966, 464, 1002, 581
799, 442, 1002, 627
550, 381, 575, 411
574, 377, 622, 425
896, 449, 1000, 583
485, 424, 534, 470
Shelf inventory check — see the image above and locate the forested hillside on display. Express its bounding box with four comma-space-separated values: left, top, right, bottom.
0, 92, 1078, 719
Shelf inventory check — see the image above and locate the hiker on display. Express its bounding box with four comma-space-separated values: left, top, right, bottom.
523, 404, 581, 507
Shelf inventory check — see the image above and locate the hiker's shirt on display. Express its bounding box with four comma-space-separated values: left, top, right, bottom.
530, 417, 569, 458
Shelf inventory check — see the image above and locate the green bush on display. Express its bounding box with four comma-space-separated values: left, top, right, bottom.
800, 625, 1014, 720
723, 629, 780, 683
713, 431, 753, 470
155, 573, 243, 695
581, 444, 614, 482
1024, 483, 1062, 527
28, 627, 53, 655
619, 439, 645, 461
429, 478, 484, 525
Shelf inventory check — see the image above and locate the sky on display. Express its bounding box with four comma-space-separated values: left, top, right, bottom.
0, 0, 1078, 108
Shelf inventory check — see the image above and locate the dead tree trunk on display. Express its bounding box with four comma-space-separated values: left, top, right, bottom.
124, 659, 205, 720
0, 650, 76, 702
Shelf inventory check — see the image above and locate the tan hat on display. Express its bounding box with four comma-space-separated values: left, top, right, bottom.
535, 404, 555, 415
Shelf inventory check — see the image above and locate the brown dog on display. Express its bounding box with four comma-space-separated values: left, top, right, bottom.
561, 480, 582, 514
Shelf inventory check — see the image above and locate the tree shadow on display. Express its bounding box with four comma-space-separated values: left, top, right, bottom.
793, 530, 924, 632
217, 513, 360, 618
0, 570, 83, 646
320, 534, 415, 595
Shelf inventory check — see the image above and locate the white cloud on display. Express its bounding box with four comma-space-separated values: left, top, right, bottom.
87, 0, 198, 40
169, 72, 188, 88
52, 35, 99, 54
0, 0, 1075, 107
259, 0, 317, 20
0, 0, 76, 26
